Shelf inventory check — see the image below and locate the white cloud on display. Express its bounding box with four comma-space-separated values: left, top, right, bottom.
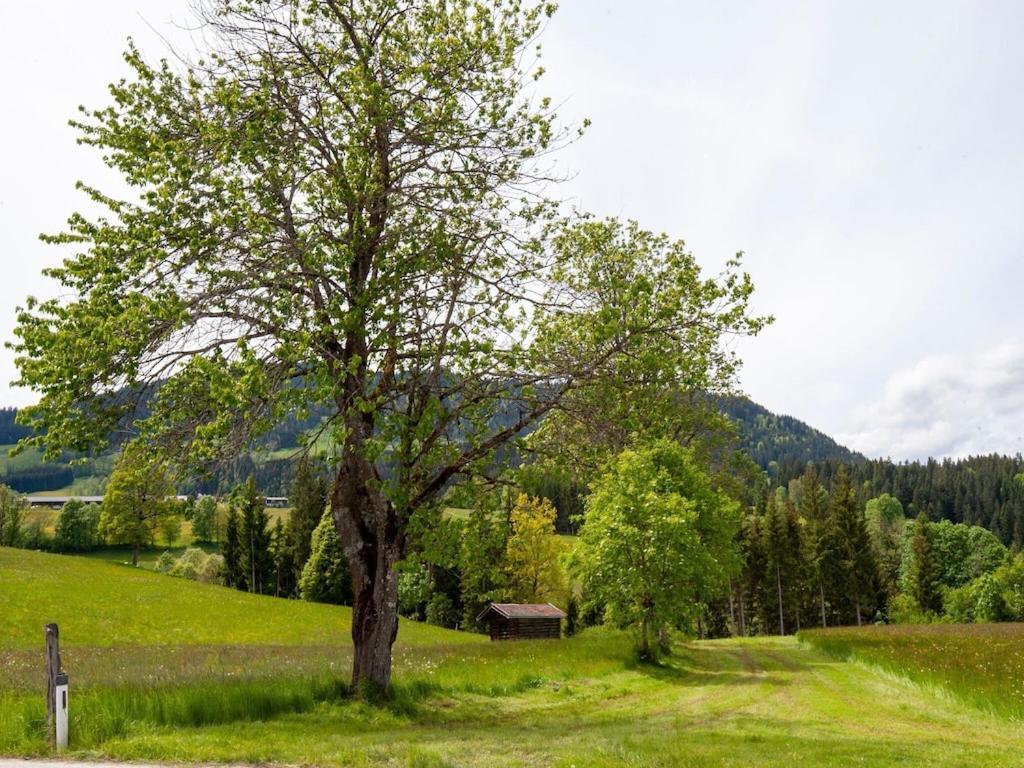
838, 342, 1024, 460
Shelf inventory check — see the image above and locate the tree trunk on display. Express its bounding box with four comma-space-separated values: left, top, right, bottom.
349, 553, 400, 694
331, 451, 404, 697
132, 542, 139, 567
657, 625, 670, 654
738, 586, 746, 637
727, 581, 737, 636
855, 599, 862, 627
638, 614, 652, 661
776, 565, 785, 636
819, 581, 827, 628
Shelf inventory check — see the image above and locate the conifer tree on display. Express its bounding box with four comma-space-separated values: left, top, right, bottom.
798, 466, 832, 627
740, 509, 768, 634
222, 507, 244, 589
459, 500, 510, 631
288, 457, 327, 583
763, 491, 799, 634
783, 497, 805, 631
299, 511, 352, 606
830, 468, 879, 626
910, 513, 942, 614
233, 477, 273, 594
272, 517, 296, 597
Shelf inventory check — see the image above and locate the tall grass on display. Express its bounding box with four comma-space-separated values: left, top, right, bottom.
0, 674, 349, 750
0, 628, 635, 753
799, 623, 1024, 719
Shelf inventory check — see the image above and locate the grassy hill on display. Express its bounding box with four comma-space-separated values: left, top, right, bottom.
3, 547, 1024, 765
0, 547, 475, 650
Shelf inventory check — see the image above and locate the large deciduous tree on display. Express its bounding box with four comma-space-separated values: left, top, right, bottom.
571, 440, 742, 660
11, 1, 765, 694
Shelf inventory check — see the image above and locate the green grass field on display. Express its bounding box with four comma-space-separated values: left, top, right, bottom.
800, 623, 1024, 719
3, 547, 1024, 766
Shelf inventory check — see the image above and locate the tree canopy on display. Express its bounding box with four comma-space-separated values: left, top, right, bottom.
572, 440, 742, 659
11, 0, 765, 694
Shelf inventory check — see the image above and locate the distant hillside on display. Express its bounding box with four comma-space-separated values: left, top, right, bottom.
720, 396, 865, 470
0, 396, 867, 493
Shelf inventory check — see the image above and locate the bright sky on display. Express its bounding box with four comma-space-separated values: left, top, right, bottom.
1, 1, 1023, 461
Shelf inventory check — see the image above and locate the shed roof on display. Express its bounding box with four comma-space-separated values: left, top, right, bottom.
476, 602, 568, 622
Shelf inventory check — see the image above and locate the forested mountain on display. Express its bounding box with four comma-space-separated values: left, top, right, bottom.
719, 396, 865, 469
0, 397, 894, 496
774, 455, 1024, 548
0, 408, 31, 445
6, 397, 1024, 549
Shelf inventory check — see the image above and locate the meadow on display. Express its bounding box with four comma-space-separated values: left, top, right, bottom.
800, 623, 1024, 719
3, 548, 1024, 766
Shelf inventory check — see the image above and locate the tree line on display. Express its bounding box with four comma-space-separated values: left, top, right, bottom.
773, 455, 1024, 548
719, 463, 1018, 636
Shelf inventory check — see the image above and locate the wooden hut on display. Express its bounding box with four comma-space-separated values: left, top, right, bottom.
476, 603, 567, 641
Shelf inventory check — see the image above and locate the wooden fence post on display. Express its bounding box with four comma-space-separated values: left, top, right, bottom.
45, 622, 61, 749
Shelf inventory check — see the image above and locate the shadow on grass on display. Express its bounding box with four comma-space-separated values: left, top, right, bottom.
624, 642, 805, 689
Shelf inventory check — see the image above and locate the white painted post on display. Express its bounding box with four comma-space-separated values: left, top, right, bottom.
55, 671, 68, 750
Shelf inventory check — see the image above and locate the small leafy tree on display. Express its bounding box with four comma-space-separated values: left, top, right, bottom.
572, 440, 741, 660
504, 494, 565, 604
0, 484, 27, 547
54, 499, 101, 552
100, 442, 177, 566
158, 514, 182, 547
300, 511, 352, 606
398, 565, 433, 620
191, 495, 218, 543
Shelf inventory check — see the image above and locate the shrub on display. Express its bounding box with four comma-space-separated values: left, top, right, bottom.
425, 592, 457, 628
199, 553, 225, 584
398, 566, 432, 620
54, 500, 101, 552
170, 548, 209, 580
156, 551, 177, 574
887, 592, 933, 624
972, 572, 1007, 622
943, 585, 974, 623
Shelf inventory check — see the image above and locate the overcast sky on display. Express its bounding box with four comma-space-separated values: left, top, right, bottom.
1, 1, 1023, 462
